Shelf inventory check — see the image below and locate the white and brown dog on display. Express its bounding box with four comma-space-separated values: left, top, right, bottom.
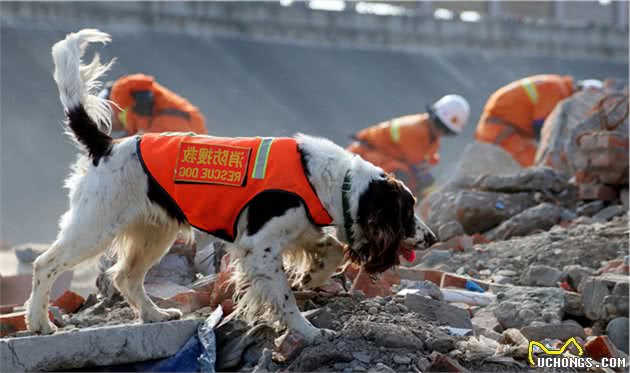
26, 30, 436, 343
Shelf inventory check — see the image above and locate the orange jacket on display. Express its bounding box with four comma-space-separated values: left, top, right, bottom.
475, 75, 574, 167
476, 74, 574, 138
110, 74, 207, 135
138, 133, 332, 241
347, 113, 440, 191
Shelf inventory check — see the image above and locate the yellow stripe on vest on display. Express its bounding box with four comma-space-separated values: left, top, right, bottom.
390, 120, 401, 143
252, 137, 274, 179
521, 78, 539, 104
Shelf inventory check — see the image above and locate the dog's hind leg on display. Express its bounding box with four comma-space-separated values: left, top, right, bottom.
26, 211, 117, 334
109, 223, 183, 323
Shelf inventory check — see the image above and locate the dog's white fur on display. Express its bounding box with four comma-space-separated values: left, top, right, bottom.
26, 30, 434, 343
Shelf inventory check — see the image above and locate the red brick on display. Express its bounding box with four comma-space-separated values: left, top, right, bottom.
171, 291, 212, 313
472, 233, 489, 244
573, 152, 591, 170
273, 330, 306, 362
441, 273, 490, 291
585, 335, 620, 361
51, 290, 84, 314
591, 153, 618, 168
0, 305, 15, 314
349, 266, 400, 298
429, 351, 469, 372
575, 169, 599, 184
598, 133, 629, 151
578, 184, 618, 201
0, 310, 54, 337
397, 268, 443, 285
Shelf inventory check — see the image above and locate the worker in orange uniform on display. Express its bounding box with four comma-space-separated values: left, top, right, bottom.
99, 74, 208, 135
347, 95, 470, 198
475, 75, 603, 167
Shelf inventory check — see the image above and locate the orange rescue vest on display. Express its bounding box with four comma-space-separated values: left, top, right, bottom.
137, 133, 333, 241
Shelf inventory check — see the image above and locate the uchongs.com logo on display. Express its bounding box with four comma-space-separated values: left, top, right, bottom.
528, 337, 627, 370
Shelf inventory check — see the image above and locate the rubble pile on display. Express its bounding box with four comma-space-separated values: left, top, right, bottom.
2, 215, 629, 372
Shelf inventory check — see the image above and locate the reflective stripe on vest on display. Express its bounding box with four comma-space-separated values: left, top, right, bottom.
252, 137, 274, 179
521, 78, 539, 104
390, 120, 401, 143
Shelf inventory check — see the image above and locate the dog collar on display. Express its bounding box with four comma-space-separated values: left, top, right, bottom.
341, 169, 355, 247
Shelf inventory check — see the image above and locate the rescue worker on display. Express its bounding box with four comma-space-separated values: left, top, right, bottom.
475, 75, 603, 167
347, 95, 470, 198
99, 74, 208, 136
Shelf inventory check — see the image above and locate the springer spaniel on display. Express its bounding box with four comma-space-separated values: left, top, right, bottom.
26, 30, 436, 344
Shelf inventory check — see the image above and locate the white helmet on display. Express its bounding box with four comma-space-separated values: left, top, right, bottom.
576, 79, 604, 91
430, 94, 470, 135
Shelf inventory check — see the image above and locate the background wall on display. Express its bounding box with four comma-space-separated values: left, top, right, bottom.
1, 2, 628, 244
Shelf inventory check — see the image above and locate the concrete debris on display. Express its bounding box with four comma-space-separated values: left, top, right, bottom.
519, 264, 565, 287
592, 204, 627, 222
0, 319, 202, 372
450, 142, 522, 182
404, 293, 473, 329
484, 286, 565, 329
484, 203, 568, 241
1, 187, 628, 373
582, 273, 630, 321
606, 317, 629, 354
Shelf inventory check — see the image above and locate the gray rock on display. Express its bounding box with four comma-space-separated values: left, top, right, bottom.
0, 319, 202, 372
401, 280, 444, 301
520, 322, 586, 341
404, 293, 472, 329
420, 249, 453, 268
606, 317, 629, 354
485, 203, 566, 241
393, 355, 412, 365
496, 270, 517, 277
194, 244, 216, 276
367, 307, 378, 315
485, 286, 565, 329
368, 362, 396, 373
593, 205, 626, 222
349, 321, 423, 349
426, 336, 456, 353
621, 189, 629, 211
352, 352, 371, 364
563, 265, 594, 291
519, 265, 565, 287
582, 273, 630, 321
437, 221, 464, 241
577, 201, 606, 216
384, 304, 399, 314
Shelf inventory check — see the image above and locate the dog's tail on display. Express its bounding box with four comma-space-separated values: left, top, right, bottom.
52, 29, 115, 163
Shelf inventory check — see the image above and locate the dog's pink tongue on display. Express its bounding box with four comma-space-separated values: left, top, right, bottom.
401, 249, 416, 263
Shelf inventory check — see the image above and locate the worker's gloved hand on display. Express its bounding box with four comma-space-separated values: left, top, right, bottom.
533, 118, 545, 141
131, 90, 154, 117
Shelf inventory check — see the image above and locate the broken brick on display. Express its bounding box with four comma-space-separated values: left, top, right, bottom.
428, 351, 470, 372
349, 267, 400, 298
52, 290, 84, 314
273, 330, 306, 362
585, 335, 620, 361
0, 310, 54, 337
145, 281, 211, 314
578, 184, 618, 201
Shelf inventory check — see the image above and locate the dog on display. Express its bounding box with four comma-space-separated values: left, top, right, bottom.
26, 29, 437, 344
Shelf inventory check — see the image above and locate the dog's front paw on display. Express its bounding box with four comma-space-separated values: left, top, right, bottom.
141, 307, 183, 323
26, 311, 57, 335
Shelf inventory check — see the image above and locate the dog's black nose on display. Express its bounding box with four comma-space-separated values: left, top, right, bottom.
425, 231, 438, 247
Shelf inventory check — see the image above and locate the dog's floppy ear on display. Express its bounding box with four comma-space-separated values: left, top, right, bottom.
350, 176, 410, 273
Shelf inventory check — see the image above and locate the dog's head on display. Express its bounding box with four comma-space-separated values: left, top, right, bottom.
346, 174, 437, 274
